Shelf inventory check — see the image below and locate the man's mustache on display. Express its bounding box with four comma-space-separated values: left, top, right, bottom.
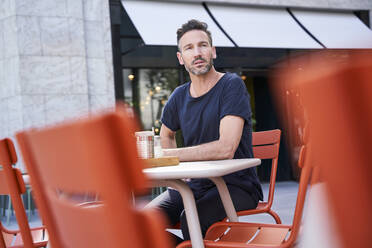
192, 57, 207, 65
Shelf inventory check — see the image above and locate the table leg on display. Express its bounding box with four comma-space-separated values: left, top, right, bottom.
152, 179, 205, 248
209, 177, 238, 222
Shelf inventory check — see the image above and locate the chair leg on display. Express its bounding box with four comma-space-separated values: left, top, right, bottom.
268, 209, 282, 224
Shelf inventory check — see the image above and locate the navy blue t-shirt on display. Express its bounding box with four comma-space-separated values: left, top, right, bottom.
161, 72, 263, 200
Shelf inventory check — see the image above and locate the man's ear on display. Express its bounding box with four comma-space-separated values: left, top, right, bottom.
212, 46, 217, 59
177, 51, 184, 65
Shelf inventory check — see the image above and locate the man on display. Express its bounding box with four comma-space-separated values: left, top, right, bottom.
148, 19, 263, 245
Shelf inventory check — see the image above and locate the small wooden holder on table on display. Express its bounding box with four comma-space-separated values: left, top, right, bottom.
143, 156, 179, 168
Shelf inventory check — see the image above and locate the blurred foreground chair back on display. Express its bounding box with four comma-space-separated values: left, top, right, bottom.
177, 127, 312, 248
232, 129, 282, 224
16, 109, 172, 248
0, 138, 47, 248
282, 51, 372, 248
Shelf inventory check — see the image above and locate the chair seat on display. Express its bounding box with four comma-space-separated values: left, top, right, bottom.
2, 227, 48, 248
204, 222, 291, 247
177, 222, 292, 248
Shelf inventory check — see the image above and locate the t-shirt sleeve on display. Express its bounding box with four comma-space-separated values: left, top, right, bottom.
161, 91, 180, 131
219, 76, 252, 123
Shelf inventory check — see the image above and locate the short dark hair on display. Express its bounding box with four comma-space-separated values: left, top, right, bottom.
177, 19, 213, 49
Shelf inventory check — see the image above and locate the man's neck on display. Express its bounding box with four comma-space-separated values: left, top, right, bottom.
189, 68, 224, 97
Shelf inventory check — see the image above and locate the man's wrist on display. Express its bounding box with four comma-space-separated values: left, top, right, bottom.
162, 148, 175, 157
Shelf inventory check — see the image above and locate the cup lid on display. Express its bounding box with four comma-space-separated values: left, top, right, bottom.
135, 131, 154, 136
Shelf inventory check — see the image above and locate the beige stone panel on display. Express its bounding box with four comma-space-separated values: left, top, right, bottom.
40, 17, 71, 56
19, 56, 71, 94
0, 98, 9, 138
0, 21, 3, 59
102, 0, 110, 21
3, 57, 20, 98
3, 16, 18, 59
105, 51, 115, 98
17, 16, 42, 56
15, 0, 67, 17
87, 58, 106, 95
22, 95, 46, 129
45, 94, 89, 124
90, 94, 115, 113
85, 21, 105, 58
68, 18, 86, 56
0, 0, 16, 20
7, 96, 25, 172
66, 0, 83, 19
70, 56, 88, 94
83, 0, 102, 21
102, 0, 112, 54
7, 96, 23, 135
0, 60, 4, 99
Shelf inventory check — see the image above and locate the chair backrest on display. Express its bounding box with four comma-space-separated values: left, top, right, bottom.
0, 138, 17, 166
0, 138, 34, 248
252, 129, 281, 205
283, 51, 372, 248
16, 109, 171, 248
275, 51, 372, 247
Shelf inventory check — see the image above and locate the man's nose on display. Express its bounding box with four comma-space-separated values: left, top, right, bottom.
192, 47, 202, 57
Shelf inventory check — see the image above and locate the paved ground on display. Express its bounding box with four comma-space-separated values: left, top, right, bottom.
1, 181, 299, 233
240, 181, 299, 225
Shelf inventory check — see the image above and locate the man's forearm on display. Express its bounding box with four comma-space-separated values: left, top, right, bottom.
161, 136, 177, 149
162, 139, 235, 161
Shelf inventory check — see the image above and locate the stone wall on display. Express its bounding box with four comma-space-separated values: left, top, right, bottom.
0, 0, 115, 170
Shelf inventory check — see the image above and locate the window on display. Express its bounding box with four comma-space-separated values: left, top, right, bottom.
122, 68, 182, 133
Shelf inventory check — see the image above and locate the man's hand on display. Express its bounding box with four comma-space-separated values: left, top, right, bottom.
161, 115, 244, 161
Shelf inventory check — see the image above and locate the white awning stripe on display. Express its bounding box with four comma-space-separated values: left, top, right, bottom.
206, 3, 322, 49
291, 9, 372, 49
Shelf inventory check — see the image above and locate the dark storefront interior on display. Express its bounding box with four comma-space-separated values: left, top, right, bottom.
109, 0, 370, 182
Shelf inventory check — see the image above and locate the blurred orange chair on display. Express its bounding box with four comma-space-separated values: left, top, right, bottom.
16, 110, 172, 248
0, 138, 48, 248
177, 128, 312, 248
234, 129, 282, 224
279, 51, 372, 248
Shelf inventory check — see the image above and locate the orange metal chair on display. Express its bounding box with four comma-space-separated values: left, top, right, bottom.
176, 127, 312, 247
279, 51, 372, 248
16, 109, 172, 248
170, 129, 282, 231
0, 138, 48, 248
234, 129, 282, 224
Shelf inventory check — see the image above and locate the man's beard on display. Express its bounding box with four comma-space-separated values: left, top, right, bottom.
185, 56, 213, 76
